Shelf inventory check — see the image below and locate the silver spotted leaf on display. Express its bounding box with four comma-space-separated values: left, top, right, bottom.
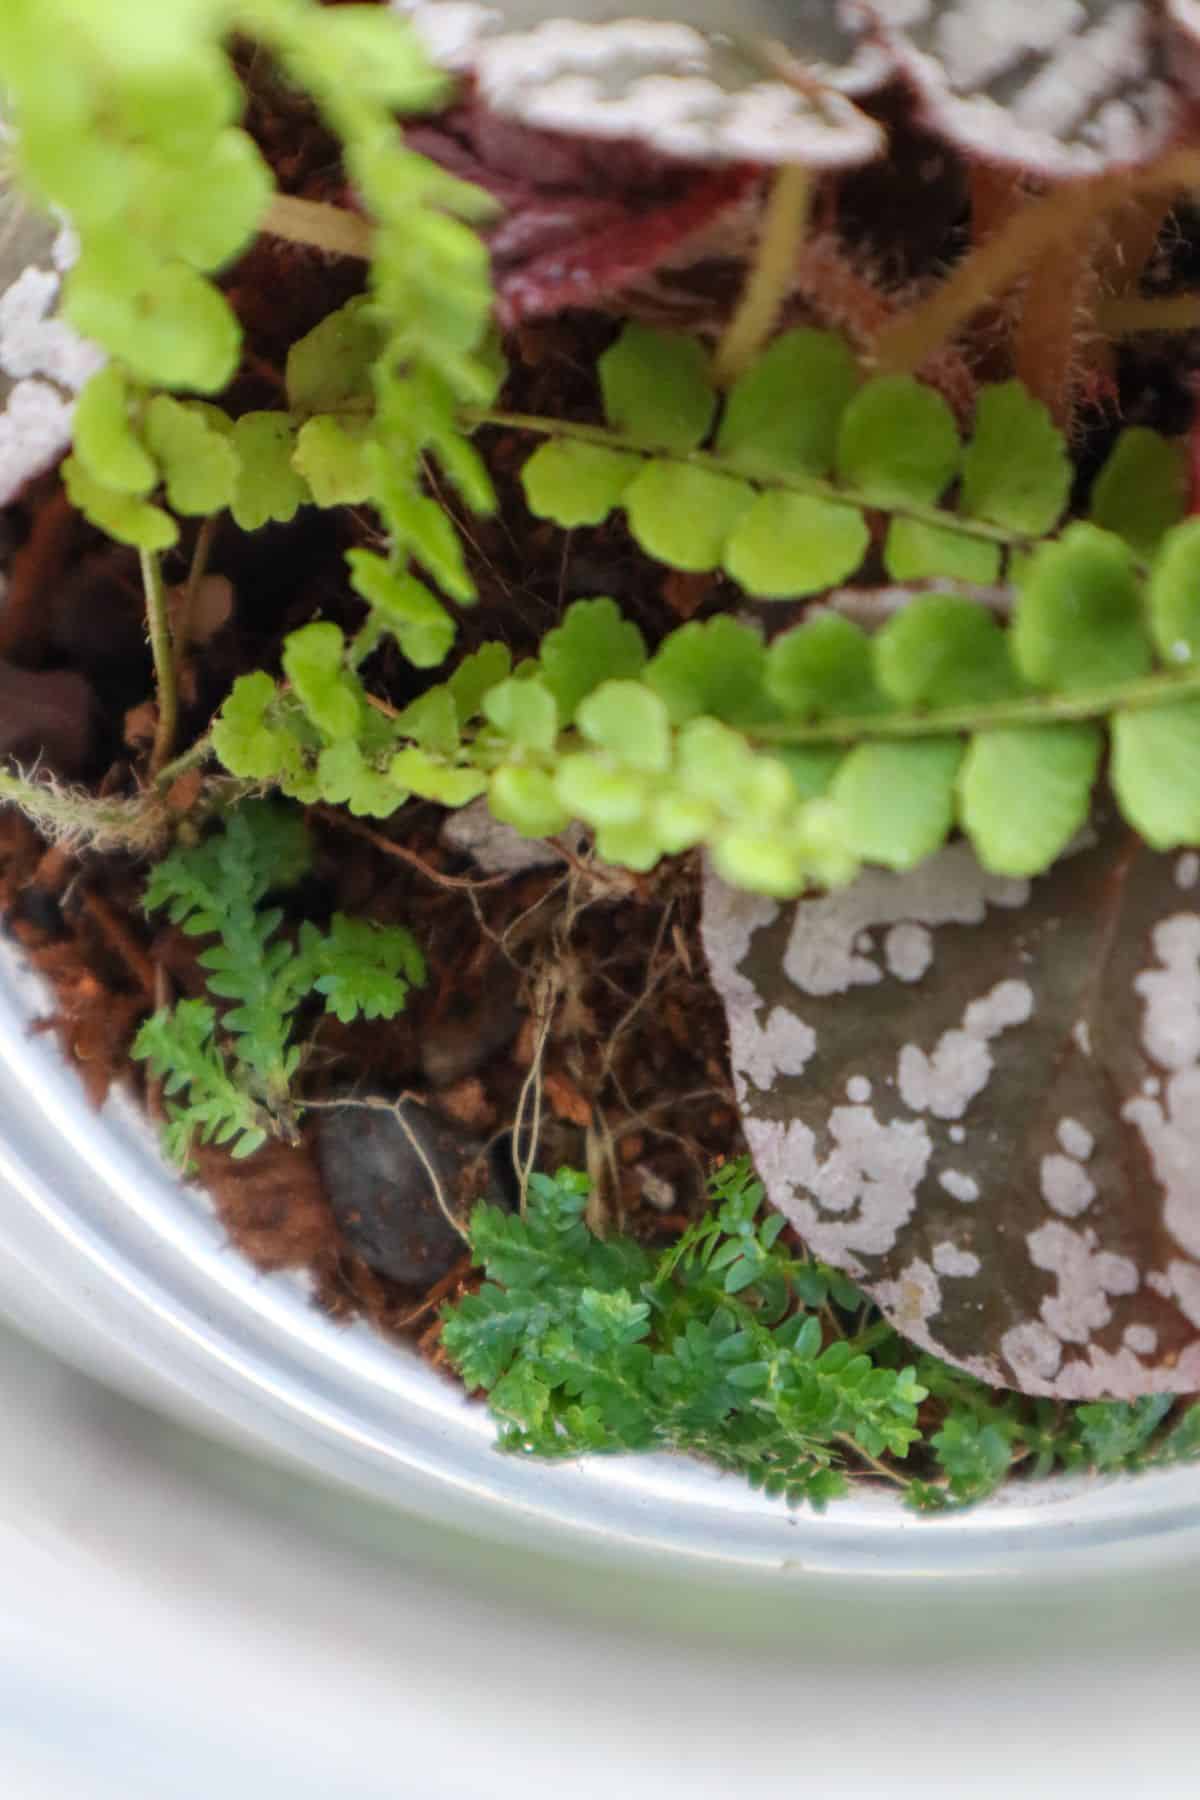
393, 2, 887, 166
0, 182, 101, 507
1167, 0, 1200, 94
702, 814, 1200, 1399
867, 0, 1177, 178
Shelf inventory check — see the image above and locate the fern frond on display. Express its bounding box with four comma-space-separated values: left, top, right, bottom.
133, 1000, 270, 1164
135, 803, 426, 1164
297, 913, 426, 1024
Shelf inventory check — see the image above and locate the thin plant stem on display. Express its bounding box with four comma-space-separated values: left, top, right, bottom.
140, 548, 178, 778
751, 663, 1200, 746
467, 405, 1028, 551
177, 516, 218, 651
1014, 228, 1096, 429
513, 970, 556, 1216
871, 147, 1200, 376
1098, 293, 1200, 334
833, 1435, 910, 1487
154, 730, 214, 791
713, 164, 812, 387
261, 192, 372, 260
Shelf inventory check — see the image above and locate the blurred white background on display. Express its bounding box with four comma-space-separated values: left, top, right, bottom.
0, 1315, 1197, 1799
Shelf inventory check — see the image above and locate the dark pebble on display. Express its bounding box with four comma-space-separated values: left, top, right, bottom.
316, 1097, 512, 1287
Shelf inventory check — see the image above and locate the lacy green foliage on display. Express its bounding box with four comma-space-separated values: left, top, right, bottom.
3, 1, 495, 652
214, 523, 1200, 900
518, 323, 1107, 594
440, 1159, 1200, 1512
132, 801, 424, 1162
205, 316, 1200, 897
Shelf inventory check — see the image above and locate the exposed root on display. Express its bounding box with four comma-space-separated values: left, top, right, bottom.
0, 765, 169, 857
512, 963, 558, 1212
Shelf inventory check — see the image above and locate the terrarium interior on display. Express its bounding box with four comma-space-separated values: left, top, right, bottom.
2, 0, 1200, 1509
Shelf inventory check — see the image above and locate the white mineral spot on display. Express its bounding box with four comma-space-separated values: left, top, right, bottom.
1057, 1117, 1094, 1160
750, 1108, 931, 1263
1125, 917, 1200, 1257
932, 1240, 982, 1278
0, 267, 102, 389
1176, 852, 1200, 891
1147, 1269, 1174, 1299
846, 1075, 872, 1103
1001, 1319, 1062, 1382
697, 871, 779, 1003
0, 380, 81, 510
1142, 1076, 1161, 1097
1040, 1152, 1096, 1219
1123, 1323, 1158, 1355
1167, 1258, 1200, 1329
397, 1, 503, 65
729, 1003, 816, 1093
1028, 1221, 1139, 1344
883, 922, 933, 983
939, 1169, 980, 1203
1133, 914, 1200, 1071
873, 1257, 947, 1355
1050, 1343, 1176, 1400
782, 845, 1028, 997
1072, 1019, 1093, 1057
897, 978, 1034, 1120
949, 1124, 965, 1144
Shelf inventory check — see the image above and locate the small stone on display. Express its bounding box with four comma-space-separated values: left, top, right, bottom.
317, 1097, 512, 1287
635, 1164, 676, 1212
441, 795, 581, 875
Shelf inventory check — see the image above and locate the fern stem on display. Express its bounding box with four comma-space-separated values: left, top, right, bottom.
260, 192, 372, 261
467, 407, 1025, 552
140, 548, 178, 779
871, 147, 1200, 376
752, 665, 1200, 746
154, 729, 214, 791
713, 165, 812, 387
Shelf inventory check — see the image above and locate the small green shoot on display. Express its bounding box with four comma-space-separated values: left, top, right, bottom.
133, 802, 424, 1163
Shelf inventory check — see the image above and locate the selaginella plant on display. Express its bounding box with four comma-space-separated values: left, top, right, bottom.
439, 1157, 1200, 1510
4, 0, 1200, 1503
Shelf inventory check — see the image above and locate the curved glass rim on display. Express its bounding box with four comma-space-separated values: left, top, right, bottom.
0, 950, 1197, 1586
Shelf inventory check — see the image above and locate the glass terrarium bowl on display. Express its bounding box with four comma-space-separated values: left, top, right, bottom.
0, 944, 1198, 1589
